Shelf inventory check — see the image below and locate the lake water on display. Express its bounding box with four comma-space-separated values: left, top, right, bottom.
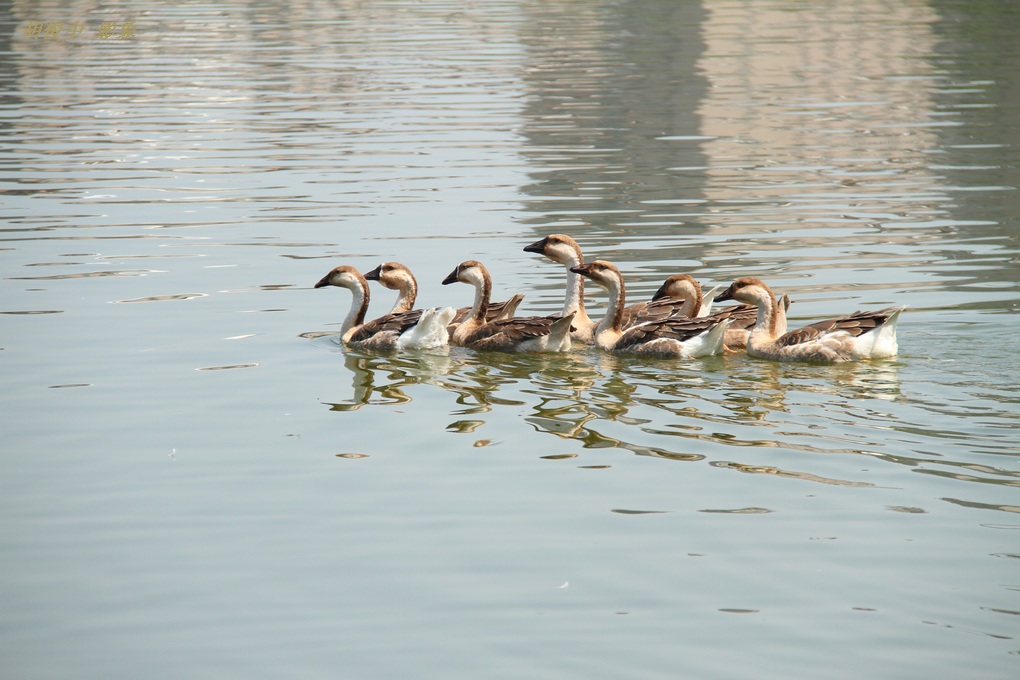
2, 1, 1018, 678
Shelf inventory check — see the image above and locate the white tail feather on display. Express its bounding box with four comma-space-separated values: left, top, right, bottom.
397, 307, 454, 349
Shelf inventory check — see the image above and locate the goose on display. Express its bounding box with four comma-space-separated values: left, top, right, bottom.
643, 272, 777, 351
314, 265, 455, 350
714, 277, 903, 362
523, 234, 597, 343
364, 261, 525, 330
523, 234, 703, 343
363, 262, 419, 314
650, 274, 721, 317
621, 273, 723, 329
441, 260, 574, 352
710, 292, 791, 350
570, 260, 730, 358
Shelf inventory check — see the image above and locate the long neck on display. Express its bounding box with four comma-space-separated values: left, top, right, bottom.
470, 270, 491, 323
391, 276, 417, 314
749, 287, 783, 341
680, 285, 702, 318
561, 250, 586, 315
594, 275, 626, 349
341, 280, 369, 336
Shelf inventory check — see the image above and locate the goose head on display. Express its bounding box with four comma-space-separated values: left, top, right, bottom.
570, 260, 621, 289
651, 274, 700, 302
364, 261, 416, 292
314, 265, 365, 291
523, 233, 584, 265
442, 260, 488, 288
715, 277, 774, 305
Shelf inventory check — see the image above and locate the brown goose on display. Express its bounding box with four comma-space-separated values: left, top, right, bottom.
363, 262, 419, 314
364, 261, 524, 331
441, 260, 574, 352
570, 261, 729, 358
523, 234, 598, 343
650, 274, 719, 316
714, 277, 903, 363
314, 265, 454, 349
524, 234, 706, 343
646, 273, 789, 351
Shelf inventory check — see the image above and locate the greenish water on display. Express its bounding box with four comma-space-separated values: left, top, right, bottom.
2, 1, 1018, 678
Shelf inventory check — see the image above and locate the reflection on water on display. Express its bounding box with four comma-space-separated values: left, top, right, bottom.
324, 348, 457, 411
313, 327, 1018, 521
310, 323, 1020, 507
313, 339, 1017, 495
514, 0, 1019, 325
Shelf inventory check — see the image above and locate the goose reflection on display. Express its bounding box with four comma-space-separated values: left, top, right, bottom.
436, 351, 706, 462
317, 337, 902, 479
321, 344, 710, 463
321, 348, 455, 412
433, 350, 598, 417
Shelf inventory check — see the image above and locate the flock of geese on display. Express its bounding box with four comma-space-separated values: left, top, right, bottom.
314, 234, 903, 363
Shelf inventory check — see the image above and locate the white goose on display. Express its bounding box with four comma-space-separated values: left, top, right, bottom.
524, 233, 705, 343
442, 260, 574, 352
364, 261, 525, 331
714, 277, 903, 363
314, 265, 455, 350
570, 260, 730, 358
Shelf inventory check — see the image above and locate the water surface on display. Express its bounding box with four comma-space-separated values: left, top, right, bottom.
2, 1, 1018, 678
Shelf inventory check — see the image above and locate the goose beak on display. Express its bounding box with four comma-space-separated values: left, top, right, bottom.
441, 267, 460, 285
651, 281, 670, 301
714, 285, 735, 303
364, 265, 382, 281
523, 237, 547, 254
314, 274, 332, 289
569, 264, 591, 276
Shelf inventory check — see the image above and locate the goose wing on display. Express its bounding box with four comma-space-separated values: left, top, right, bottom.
614, 316, 721, 351
621, 296, 691, 328
451, 296, 525, 325
776, 307, 899, 347
467, 315, 561, 344
706, 304, 758, 330
349, 309, 424, 343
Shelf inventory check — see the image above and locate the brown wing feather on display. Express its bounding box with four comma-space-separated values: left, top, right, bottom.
465, 315, 558, 345
775, 326, 826, 348
614, 316, 720, 351
487, 296, 524, 321
777, 307, 899, 347
706, 304, 758, 330
349, 309, 424, 343
451, 297, 521, 325
621, 296, 690, 328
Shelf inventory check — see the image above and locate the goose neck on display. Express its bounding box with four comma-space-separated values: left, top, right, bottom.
749, 287, 784, 340
594, 274, 626, 348
342, 278, 370, 336
393, 276, 417, 313
469, 269, 491, 322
